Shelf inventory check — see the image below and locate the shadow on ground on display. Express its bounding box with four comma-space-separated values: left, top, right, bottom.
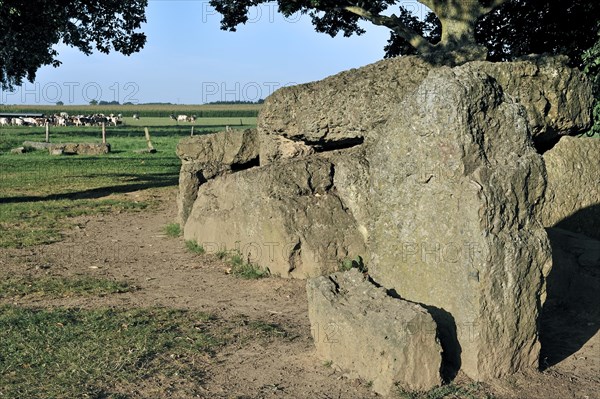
539, 204, 600, 369
0, 173, 178, 204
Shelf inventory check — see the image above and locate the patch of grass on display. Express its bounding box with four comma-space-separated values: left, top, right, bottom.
229, 252, 270, 280
396, 382, 495, 399
0, 199, 150, 248
164, 223, 181, 237
246, 320, 288, 339
323, 360, 333, 368
0, 276, 132, 299
0, 305, 221, 399
185, 240, 205, 254
339, 255, 367, 273
0, 138, 178, 248
215, 250, 229, 260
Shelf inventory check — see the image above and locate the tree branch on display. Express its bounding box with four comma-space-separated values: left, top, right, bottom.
343, 6, 435, 53
481, 0, 510, 14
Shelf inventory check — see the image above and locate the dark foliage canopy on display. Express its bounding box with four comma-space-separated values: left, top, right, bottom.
211, 0, 599, 132
210, 0, 599, 67
0, 0, 147, 90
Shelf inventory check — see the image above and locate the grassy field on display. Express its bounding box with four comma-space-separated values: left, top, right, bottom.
0, 103, 262, 118
0, 115, 256, 248
0, 108, 304, 399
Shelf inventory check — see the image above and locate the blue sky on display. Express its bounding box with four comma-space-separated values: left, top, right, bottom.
0, 1, 429, 105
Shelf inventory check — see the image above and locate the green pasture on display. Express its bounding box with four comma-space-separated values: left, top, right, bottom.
0, 116, 256, 248
122, 116, 255, 128
0, 103, 262, 118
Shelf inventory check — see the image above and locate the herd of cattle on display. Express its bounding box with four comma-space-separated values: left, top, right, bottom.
0, 113, 198, 127
0, 113, 123, 127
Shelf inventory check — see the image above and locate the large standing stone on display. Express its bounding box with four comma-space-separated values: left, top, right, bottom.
307, 269, 443, 395
183, 155, 366, 278
176, 129, 259, 225
541, 136, 600, 240
367, 65, 552, 381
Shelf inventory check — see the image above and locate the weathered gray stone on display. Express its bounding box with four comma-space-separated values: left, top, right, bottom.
307, 269, 443, 395
257, 56, 592, 164
176, 129, 259, 225
48, 143, 110, 155
259, 134, 315, 165
367, 65, 552, 381
183, 155, 366, 278
177, 55, 593, 387
176, 129, 259, 164
541, 136, 600, 240
322, 146, 371, 242
474, 56, 593, 144
257, 56, 434, 164
23, 141, 53, 150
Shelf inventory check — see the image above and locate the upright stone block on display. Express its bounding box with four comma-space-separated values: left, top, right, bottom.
367, 65, 552, 380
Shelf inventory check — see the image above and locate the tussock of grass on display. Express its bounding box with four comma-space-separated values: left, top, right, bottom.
229, 252, 269, 279
339, 255, 367, 273
0, 306, 219, 398
246, 320, 287, 338
185, 240, 205, 254
164, 223, 181, 237
0, 276, 132, 299
396, 382, 495, 399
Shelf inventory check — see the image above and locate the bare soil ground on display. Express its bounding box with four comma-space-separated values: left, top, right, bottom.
1, 188, 598, 399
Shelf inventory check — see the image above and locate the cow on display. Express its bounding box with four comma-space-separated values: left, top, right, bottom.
0, 117, 11, 126
107, 115, 120, 126
23, 117, 39, 126
133, 114, 140, 120
12, 118, 24, 126
177, 115, 188, 122
187, 115, 197, 123
169, 114, 176, 121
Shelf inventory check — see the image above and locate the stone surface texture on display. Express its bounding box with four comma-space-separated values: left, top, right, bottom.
541, 136, 600, 240
183, 154, 366, 278
306, 269, 443, 395
176, 129, 259, 225
176, 54, 595, 389
367, 64, 553, 381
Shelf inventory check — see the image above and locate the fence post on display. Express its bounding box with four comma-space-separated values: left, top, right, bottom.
191, 126, 194, 137
102, 122, 107, 144
144, 127, 155, 152
45, 122, 50, 143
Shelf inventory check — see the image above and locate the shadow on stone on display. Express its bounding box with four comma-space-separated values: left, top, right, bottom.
386, 287, 462, 383
539, 206, 600, 370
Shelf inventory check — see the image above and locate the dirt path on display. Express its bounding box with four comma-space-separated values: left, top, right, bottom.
2, 187, 599, 399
